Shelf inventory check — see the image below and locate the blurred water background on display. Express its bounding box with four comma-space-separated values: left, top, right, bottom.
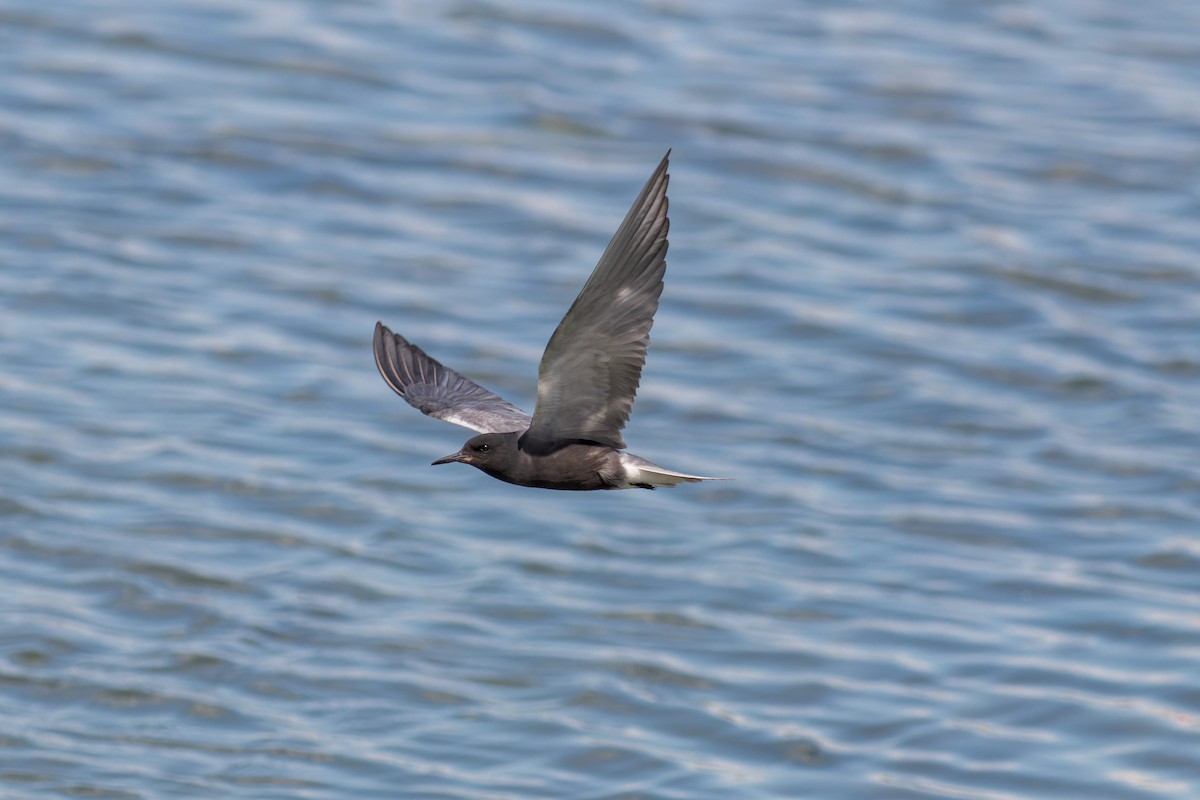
3, 0, 1200, 797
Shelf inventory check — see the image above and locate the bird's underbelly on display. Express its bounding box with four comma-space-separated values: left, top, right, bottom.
489, 446, 627, 491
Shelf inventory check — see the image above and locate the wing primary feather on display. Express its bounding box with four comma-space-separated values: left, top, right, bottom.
373, 321, 532, 434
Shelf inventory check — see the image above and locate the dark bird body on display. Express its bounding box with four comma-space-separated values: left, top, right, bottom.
374, 151, 722, 491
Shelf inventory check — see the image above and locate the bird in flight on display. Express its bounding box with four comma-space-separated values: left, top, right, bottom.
374, 151, 722, 490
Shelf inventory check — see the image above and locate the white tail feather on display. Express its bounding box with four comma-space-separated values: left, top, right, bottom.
617, 453, 726, 489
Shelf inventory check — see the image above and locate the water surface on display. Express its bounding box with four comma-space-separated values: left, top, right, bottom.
2, 1, 1199, 797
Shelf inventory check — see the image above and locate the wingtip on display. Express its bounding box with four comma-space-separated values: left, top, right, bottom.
373, 322, 396, 389
373, 321, 391, 361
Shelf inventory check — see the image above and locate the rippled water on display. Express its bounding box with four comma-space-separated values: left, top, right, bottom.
3, 1, 1200, 797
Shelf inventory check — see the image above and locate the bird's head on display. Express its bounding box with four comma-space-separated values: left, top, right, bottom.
431, 432, 514, 471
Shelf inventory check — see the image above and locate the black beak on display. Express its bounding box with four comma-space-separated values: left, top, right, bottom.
431, 452, 468, 466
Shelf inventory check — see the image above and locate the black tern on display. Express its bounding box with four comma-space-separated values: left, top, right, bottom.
373, 151, 722, 490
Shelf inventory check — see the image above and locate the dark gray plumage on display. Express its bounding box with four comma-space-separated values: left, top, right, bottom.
374, 330, 531, 434
373, 151, 722, 490
521, 152, 668, 452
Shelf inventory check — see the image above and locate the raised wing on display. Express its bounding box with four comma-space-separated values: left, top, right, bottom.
521, 151, 670, 452
373, 322, 531, 434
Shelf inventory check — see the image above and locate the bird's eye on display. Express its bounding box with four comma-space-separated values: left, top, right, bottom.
476, 443, 490, 453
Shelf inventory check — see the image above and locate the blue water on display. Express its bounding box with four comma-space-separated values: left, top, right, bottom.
3, 1, 1200, 797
